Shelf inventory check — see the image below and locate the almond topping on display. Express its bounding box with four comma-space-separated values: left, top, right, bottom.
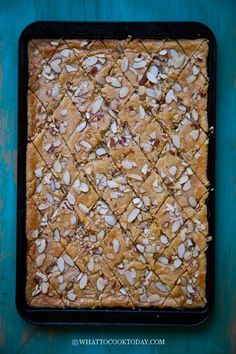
119, 87, 129, 98
53, 228, 60, 242
53, 160, 62, 173
188, 196, 197, 207
113, 239, 120, 253
63, 254, 74, 266
121, 57, 129, 72
147, 72, 158, 84
169, 165, 177, 176
91, 97, 103, 114
78, 203, 89, 214
121, 160, 133, 169
79, 274, 88, 289
67, 192, 75, 205
76, 121, 87, 132
57, 257, 65, 272
87, 258, 94, 272
104, 214, 117, 227
189, 130, 200, 140
36, 254, 46, 267
178, 244, 185, 258
50, 58, 62, 73
172, 135, 180, 148
63, 171, 71, 185
96, 277, 106, 291
127, 208, 140, 223
67, 292, 76, 301
174, 259, 182, 268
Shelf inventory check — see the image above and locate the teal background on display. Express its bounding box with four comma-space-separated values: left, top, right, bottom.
0, 0, 236, 353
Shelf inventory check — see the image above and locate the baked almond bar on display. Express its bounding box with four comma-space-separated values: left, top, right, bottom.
26, 37, 210, 308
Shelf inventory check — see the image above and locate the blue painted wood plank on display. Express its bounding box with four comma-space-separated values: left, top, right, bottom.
0, 0, 236, 353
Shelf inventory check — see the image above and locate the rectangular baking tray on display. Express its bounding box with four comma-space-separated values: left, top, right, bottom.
17, 21, 216, 326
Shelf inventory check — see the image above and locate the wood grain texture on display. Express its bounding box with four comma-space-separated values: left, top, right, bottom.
0, 0, 236, 353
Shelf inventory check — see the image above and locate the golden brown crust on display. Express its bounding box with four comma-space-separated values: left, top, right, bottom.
26, 37, 210, 309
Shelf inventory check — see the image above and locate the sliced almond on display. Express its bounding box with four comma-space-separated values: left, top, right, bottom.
91, 98, 103, 114
146, 88, 156, 97
110, 77, 121, 88
53, 228, 60, 242
183, 180, 192, 191
57, 257, 65, 272
187, 75, 196, 84
156, 282, 170, 292
96, 277, 106, 291
63, 171, 71, 185
172, 135, 180, 148
193, 65, 200, 75
128, 174, 143, 181
38, 239, 46, 254
139, 105, 145, 119
158, 256, 169, 265
35, 168, 43, 178
127, 208, 140, 223
119, 87, 129, 99
53, 160, 62, 173
187, 284, 195, 294
79, 274, 88, 289
188, 196, 197, 207
141, 164, 148, 175
50, 58, 61, 73
121, 57, 129, 72
132, 60, 146, 69
192, 109, 198, 121
83, 56, 97, 68
125, 270, 135, 285
63, 254, 74, 266
121, 160, 133, 169
87, 257, 95, 272
78, 203, 89, 214
172, 220, 181, 233
110, 120, 117, 133
36, 254, 46, 267
159, 49, 167, 55
166, 89, 177, 104
189, 130, 200, 140
179, 175, 189, 184
169, 165, 177, 176
136, 244, 145, 253
80, 182, 89, 193
51, 85, 60, 98
178, 244, 185, 258
76, 120, 87, 132
67, 292, 76, 301
174, 258, 182, 269
107, 180, 119, 188
104, 215, 116, 227
41, 281, 49, 294
38, 203, 50, 210
96, 147, 107, 156
60, 49, 72, 58
147, 72, 158, 84
160, 235, 169, 245
66, 64, 77, 72
67, 192, 75, 205
80, 140, 92, 150
113, 239, 120, 253
35, 272, 47, 282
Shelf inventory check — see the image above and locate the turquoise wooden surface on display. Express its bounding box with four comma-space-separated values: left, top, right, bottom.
0, 0, 236, 353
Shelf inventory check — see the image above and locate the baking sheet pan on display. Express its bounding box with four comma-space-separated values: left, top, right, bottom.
17, 21, 216, 325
